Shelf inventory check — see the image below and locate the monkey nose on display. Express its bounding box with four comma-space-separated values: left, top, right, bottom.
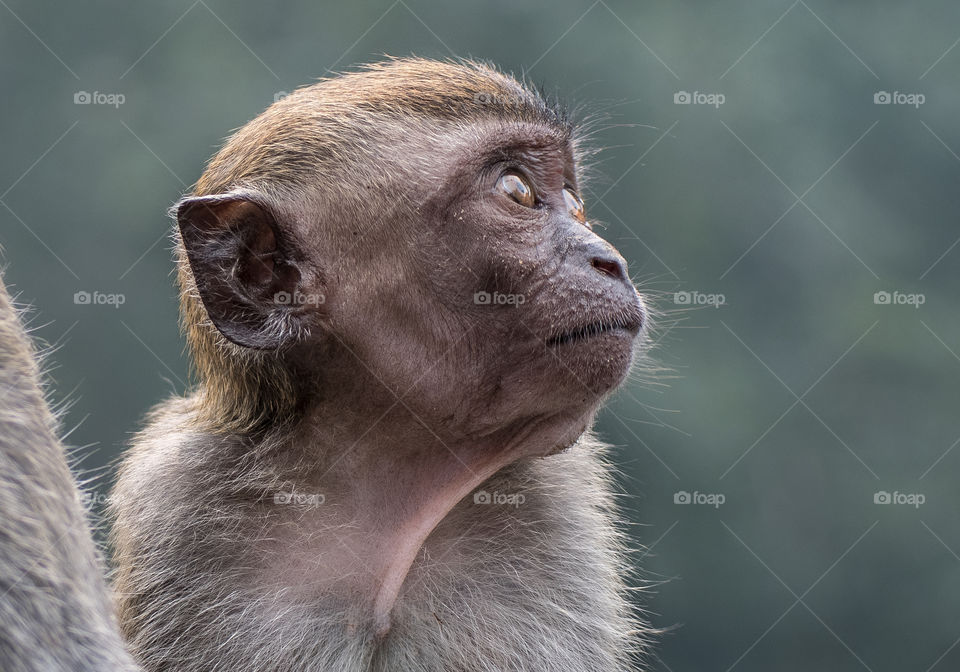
589, 248, 629, 284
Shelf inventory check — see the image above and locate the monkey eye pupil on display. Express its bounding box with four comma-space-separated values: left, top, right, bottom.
563, 188, 588, 227
496, 172, 536, 208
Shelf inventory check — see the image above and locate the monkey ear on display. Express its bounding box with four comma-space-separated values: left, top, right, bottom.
175, 193, 309, 350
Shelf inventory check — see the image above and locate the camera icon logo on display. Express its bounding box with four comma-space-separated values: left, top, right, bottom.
673, 490, 691, 504
873, 291, 891, 305
473, 490, 492, 504
873, 491, 891, 504
474, 291, 492, 305
674, 91, 691, 105
674, 291, 691, 305
274, 291, 292, 305
273, 492, 294, 505
74, 91, 92, 105
73, 291, 91, 305
873, 91, 891, 105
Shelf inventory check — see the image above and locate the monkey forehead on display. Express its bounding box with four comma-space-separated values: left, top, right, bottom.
361, 117, 576, 176
194, 58, 576, 195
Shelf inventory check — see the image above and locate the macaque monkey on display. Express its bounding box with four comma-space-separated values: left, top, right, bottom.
119, 57, 649, 671
110, 57, 650, 671
0, 277, 139, 671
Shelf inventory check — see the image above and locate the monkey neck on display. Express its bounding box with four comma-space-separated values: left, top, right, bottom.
285, 405, 581, 638
363, 432, 528, 637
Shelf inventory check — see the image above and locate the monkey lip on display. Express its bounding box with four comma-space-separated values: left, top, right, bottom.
546, 317, 642, 347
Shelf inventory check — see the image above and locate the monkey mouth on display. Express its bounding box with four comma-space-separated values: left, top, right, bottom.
546, 317, 642, 347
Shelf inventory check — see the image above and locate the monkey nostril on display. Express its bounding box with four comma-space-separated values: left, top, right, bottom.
591, 255, 627, 282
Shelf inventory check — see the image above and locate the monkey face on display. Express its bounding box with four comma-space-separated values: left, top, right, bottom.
301, 123, 647, 444
175, 119, 644, 450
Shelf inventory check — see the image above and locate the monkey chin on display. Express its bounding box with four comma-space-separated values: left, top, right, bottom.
543, 323, 642, 402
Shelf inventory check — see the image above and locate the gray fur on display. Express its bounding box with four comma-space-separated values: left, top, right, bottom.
112, 403, 647, 671
0, 275, 139, 671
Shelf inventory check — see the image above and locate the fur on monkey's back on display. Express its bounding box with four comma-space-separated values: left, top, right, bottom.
110, 398, 647, 672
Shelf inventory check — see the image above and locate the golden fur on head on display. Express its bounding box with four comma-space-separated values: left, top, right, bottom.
194, 58, 567, 195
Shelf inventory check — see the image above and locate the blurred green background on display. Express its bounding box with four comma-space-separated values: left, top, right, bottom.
2, 1, 958, 669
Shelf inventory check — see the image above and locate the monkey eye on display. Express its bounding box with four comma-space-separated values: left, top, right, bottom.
495, 171, 536, 208
563, 187, 589, 227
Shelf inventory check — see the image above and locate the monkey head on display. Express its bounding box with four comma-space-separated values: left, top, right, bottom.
175, 59, 646, 452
